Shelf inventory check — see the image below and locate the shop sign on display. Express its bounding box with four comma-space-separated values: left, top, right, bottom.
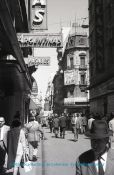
30, 0, 47, 30
64, 97, 87, 106
17, 33, 62, 48
64, 70, 75, 85
64, 98, 75, 105
25, 56, 50, 67
66, 35, 87, 49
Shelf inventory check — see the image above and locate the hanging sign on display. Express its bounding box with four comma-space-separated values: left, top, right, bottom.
24, 56, 50, 67
30, 0, 47, 30
17, 33, 62, 48
64, 70, 75, 85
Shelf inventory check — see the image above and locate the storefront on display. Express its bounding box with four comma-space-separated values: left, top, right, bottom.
0, 0, 32, 124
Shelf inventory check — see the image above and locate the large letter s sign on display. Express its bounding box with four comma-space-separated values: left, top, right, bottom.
32, 0, 46, 26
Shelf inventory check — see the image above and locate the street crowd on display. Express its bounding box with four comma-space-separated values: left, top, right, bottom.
48, 112, 114, 175
0, 111, 114, 175
48, 113, 87, 141
0, 111, 44, 175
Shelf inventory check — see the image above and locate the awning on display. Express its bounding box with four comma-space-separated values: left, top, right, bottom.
29, 98, 38, 110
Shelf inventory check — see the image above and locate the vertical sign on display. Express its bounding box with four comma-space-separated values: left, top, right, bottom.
30, 0, 47, 30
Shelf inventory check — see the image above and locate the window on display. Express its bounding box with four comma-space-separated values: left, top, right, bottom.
70, 57, 74, 68
79, 37, 85, 45
80, 56, 85, 66
70, 89, 74, 96
80, 74, 85, 85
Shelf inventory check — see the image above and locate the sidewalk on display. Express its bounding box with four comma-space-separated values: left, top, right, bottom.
20, 140, 43, 175
5, 140, 43, 175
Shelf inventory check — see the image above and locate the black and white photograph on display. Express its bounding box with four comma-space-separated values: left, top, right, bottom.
0, 0, 114, 175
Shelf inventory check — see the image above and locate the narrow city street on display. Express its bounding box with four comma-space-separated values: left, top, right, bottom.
19, 127, 90, 175
1, 0, 114, 175
42, 127, 91, 175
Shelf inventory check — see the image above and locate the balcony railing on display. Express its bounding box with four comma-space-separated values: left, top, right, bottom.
79, 81, 87, 86
67, 65, 74, 70
79, 81, 88, 91
79, 65, 87, 70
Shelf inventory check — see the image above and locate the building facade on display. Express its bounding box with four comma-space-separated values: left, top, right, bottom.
60, 31, 89, 114
0, 0, 33, 124
44, 80, 53, 112
89, 0, 114, 114
52, 71, 64, 114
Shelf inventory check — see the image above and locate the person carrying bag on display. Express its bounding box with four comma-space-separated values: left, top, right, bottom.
23, 152, 32, 173
6, 119, 30, 175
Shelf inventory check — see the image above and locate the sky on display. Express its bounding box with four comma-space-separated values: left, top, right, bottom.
32, 0, 88, 100
47, 0, 88, 32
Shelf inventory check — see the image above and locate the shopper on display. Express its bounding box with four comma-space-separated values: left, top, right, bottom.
7, 119, 27, 175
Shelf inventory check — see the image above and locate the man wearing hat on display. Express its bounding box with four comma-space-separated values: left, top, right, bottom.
25, 114, 44, 161
76, 120, 114, 175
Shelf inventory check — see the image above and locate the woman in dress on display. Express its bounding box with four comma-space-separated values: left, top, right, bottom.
7, 119, 27, 175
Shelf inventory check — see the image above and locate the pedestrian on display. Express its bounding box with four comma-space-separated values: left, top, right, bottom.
48, 115, 53, 133
0, 116, 10, 174
66, 113, 71, 130
109, 112, 114, 149
76, 120, 113, 175
87, 113, 95, 130
53, 114, 59, 138
78, 113, 83, 134
81, 114, 87, 133
25, 115, 44, 161
71, 113, 78, 141
59, 113, 67, 139
35, 112, 41, 124
7, 119, 27, 175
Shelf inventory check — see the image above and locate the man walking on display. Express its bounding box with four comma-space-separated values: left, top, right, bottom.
59, 113, 67, 139
53, 114, 59, 138
0, 116, 10, 173
48, 116, 53, 133
25, 115, 44, 161
88, 114, 95, 130
71, 113, 79, 141
76, 120, 114, 175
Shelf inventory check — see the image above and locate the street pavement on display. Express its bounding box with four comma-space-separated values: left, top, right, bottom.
5, 127, 91, 175
42, 127, 91, 175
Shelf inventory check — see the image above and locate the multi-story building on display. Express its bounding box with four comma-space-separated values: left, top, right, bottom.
52, 71, 64, 114
61, 29, 89, 114
89, 0, 114, 114
44, 80, 54, 112
0, 0, 33, 124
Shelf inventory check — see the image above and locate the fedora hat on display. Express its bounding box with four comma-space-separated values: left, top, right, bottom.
85, 120, 113, 139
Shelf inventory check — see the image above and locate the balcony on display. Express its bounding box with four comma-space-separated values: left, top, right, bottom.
79, 65, 87, 70
67, 65, 74, 70
79, 81, 87, 91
